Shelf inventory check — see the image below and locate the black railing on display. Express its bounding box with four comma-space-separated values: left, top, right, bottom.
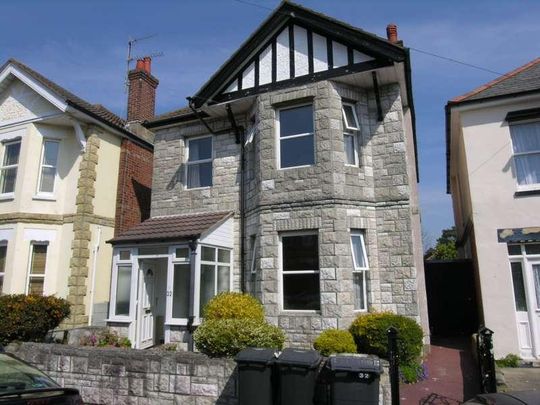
477, 326, 496, 394
387, 326, 400, 405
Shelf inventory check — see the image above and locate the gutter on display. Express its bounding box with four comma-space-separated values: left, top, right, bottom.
404, 48, 420, 182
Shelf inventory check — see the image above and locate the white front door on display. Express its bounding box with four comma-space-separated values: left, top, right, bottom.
136, 261, 155, 349
526, 260, 540, 358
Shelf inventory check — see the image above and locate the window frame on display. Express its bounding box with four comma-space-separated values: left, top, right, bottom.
36, 139, 60, 198
166, 244, 193, 325
25, 242, 48, 296
0, 243, 6, 294
342, 102, 360, 167
350, 230, 369, 312
199, 244, 233, 314
0, 140, 21, 197
509, 120, 540, 191
276, 103, 316, 170
185, 135, 213, 190
279, 231, 320, 313
508, 243, 540, 312
108, 248, 137, 322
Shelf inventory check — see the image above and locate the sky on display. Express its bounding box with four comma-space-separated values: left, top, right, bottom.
1, 0, 539, 247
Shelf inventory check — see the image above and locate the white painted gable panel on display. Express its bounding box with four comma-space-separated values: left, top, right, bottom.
332, 41, 348, 67
312, 33, 328, 72
200, 217, 233, 248
293, 25, 309, 77
0, 79, 58, 123
259, 45, 272, 85
276, 28, 290, 81
353, 50, 374, 64
225, 80, 238, 94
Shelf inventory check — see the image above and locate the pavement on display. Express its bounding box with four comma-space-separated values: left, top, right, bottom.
399, 337, 480, 405
499, 367, 540, 392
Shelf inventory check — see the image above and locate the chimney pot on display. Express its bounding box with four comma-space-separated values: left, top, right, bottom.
135, 59, 145, 71
143, 57, 151, 74
386, 23, 398, 43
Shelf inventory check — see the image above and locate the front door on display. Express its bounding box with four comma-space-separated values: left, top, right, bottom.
526, 260, 540, 358
136, 261, 155, 349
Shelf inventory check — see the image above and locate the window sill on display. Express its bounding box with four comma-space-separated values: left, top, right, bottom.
105, 318, 132, 323
515, 186, 540, 197
185, 186, 212, 191
0, 194, 14, 201
278, 164, 315, 171
280, 309, 321, 315
33, 194, 56, 201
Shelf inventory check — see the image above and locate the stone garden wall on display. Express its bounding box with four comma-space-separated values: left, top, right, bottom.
7, 342, 391, 404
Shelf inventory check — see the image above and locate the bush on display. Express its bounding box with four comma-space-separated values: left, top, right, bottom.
203, 292, 265, 321
0, 294, 70, 345
496, 354, 521, 368
194, 319, 285, 357
313, 329, 357, 356
400, 362, 428, 384
349, 312, 423, 365
80, 330, 131, 348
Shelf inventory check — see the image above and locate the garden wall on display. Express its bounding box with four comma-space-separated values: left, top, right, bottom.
6, 342, 391, 404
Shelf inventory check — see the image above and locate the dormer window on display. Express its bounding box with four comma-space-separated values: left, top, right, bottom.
342, 103, 360, 166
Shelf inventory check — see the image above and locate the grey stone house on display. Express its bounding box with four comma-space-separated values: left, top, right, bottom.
107, 2, 429, 349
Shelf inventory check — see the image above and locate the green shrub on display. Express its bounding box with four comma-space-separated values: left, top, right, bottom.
194, 319, 285, 357
313, 329, 357, 356
349, 312, 423, 365
80, 330, 131, 348
0, 294, 70, 345
496, 354, 521, 368
203, 292, 265, 321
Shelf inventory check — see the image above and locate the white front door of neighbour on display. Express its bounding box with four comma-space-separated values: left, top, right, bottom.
527, 260, 540, 358
136, 261, 155, 349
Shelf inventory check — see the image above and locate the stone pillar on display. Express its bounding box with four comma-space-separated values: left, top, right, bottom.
64, 128, 101, 328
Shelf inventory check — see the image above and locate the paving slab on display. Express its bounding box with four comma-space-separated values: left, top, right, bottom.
499, 367, 540, 392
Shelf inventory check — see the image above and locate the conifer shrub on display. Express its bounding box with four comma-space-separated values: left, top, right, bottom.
313, 329, 357, 356
0, 294, 70, 345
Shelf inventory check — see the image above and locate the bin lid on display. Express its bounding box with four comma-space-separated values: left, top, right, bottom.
275, 348, 321, 368
235, 348, 277, 365
327, 354, 383, 374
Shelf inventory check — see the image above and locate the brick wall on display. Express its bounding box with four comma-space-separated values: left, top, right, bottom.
127, 70, 159, 122
115, 139, 153, 235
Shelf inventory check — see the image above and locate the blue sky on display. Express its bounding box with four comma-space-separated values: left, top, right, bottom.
1, 0, 539, 246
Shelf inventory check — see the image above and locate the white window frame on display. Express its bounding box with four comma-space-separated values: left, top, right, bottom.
0, 140, 21, 197
508, 243, 540, 310
25, 242, 48, 296
279, 231, 320, 313
509, 120, 540, 191
185, 135, 213, 190
0, 243, 6, 294
342, 102, 360, 166
276, 104, 316, 170
350, 230, 369, 312
167, 244, 193, 326
199, 244, 233, 311
36, 139, 60, 198
108, 247, 137, 322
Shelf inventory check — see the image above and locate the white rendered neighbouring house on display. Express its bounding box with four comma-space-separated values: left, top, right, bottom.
447, 57, 540, 359
107, 2, 429, 349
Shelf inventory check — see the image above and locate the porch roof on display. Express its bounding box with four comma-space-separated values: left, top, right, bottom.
108, 211, 234, 245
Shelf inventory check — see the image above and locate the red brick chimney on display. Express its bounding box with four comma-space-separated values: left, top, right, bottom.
386, 24, 398, 43
127, 56, 159, 122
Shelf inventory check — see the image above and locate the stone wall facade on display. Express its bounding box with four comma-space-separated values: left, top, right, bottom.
151, 79, 426, 346
6, 342, 391, 405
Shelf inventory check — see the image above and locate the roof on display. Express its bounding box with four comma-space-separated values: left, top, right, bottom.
108, 211, 233, 244
0, 58, 152, 148
450, 57, 540, 105
145, 106, 203, 128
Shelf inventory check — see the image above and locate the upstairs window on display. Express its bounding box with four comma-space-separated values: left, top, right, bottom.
342, 103, 360, 166
510, 121, 540, 187
278, 105, 315, 168
186, 136, 213, 189
38, 140, 59, 194
0, 141, 21, 195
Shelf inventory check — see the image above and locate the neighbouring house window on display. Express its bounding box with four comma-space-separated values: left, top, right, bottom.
508, 243, 540, 311
0, 141, 21, 194
200, 246, 231, 313
510, 262, 527, 312
0, 245, 6, 293
342, 103, 360, 166
278, 105, 314, 168
510, 121, 540, 186
350, 231, 369, 311
38, 140, 59, 194
27, 244, 47, 295
186, 136, 213, 189
281, 233, 320, 311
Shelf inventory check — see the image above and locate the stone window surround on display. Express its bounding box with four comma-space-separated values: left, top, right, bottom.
184, 134, 213, 190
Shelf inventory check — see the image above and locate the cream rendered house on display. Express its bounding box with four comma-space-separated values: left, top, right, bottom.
0, 59, 153, 328
447, 58, 540, 359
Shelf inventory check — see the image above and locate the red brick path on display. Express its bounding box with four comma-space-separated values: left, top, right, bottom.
400, 338, 480, 404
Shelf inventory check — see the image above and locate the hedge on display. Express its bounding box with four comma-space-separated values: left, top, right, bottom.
202, 292, 265, 321
313, 329, 357, 356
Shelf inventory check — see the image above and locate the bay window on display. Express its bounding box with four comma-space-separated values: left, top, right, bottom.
350, 230, 369, 311
200, 246, 231, 313
342, 103, 360, 166
186, 136, 213, 189
278, 105, 315, 168
114, 249, 132, 316
38, 140, 59, 194
510, 121, 540, 187
0, 244, 6, 294
26, 244, 47, 296
281, 233, 320, 311
0, 141, 21, 195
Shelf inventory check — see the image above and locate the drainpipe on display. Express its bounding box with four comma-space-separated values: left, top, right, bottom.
88, 226, 101, 326
187, 239, 198, 351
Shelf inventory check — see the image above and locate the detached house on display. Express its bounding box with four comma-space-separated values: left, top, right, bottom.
447, 57, 540, 359
108, 2, 429, 349
0, 58, 154, 327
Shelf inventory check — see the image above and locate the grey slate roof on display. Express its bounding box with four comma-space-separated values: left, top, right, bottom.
1, 58, 152, 147
108, 211, 233, 244
451, 57, 540, 104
